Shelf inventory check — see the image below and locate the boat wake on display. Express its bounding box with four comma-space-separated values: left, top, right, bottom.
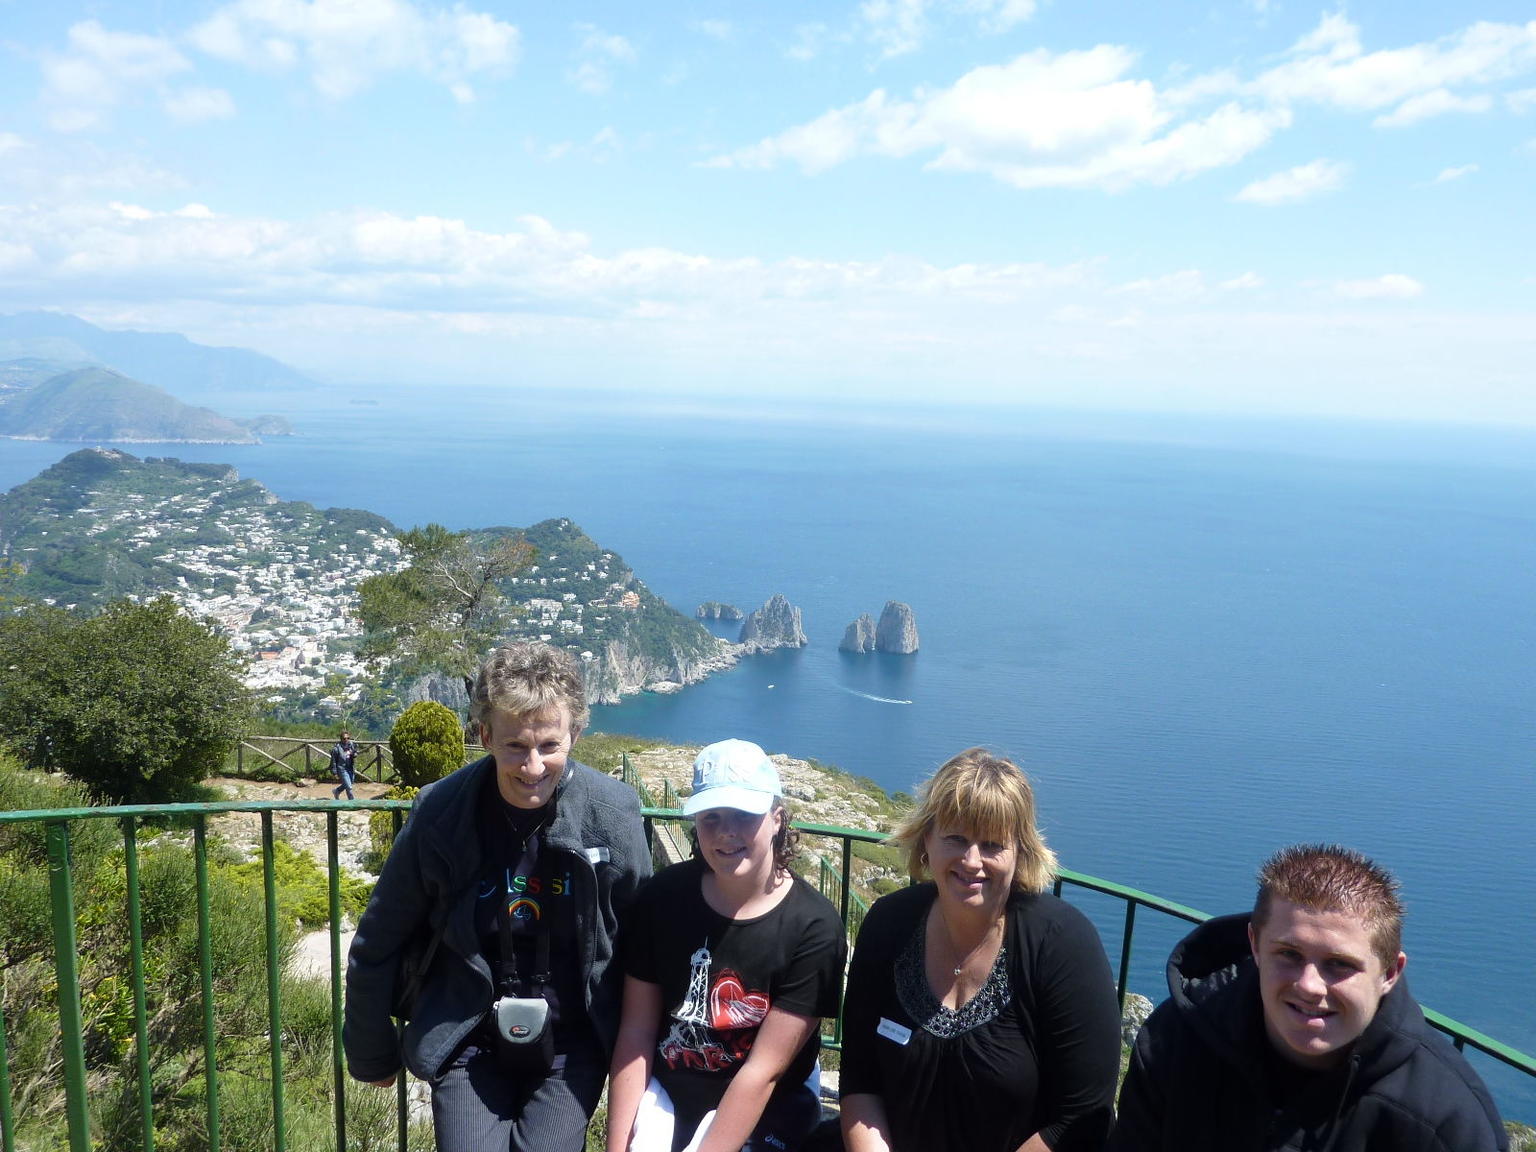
835, 685, 913, 705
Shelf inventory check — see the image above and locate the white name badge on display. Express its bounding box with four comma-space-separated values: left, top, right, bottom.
877, 1017, 912, 1046
584, 847, 610, 864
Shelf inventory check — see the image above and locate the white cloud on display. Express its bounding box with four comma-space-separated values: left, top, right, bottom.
187, 0, 518, 101
1334, 274, 1424, 300
714, 47, 1288, 190
861, 0, 929, 59
1253, 15, 1536, 115
42, 21, 191, 131
568, 24, 636, 94
1434, 164, 1479, 182
0, 133, 28, 158
163, 86, 237, 123
968, 0, 1038, 34
1112, 270, 1207, 299
1234, 158, 1348, 205
1506, 86, 1536, 112
693, 20, 733, 42
729, 15, 1536, 191
9, 200, 1529, 422
787, 23, 832, 62
859, 0, 1037, 58
1374, 88, 1493, 127
1220, 272, 1265, 291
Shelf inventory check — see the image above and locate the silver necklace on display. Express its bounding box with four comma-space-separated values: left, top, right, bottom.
936, 910, 1004, 976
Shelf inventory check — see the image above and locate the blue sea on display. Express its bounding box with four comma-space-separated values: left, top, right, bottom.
4, 388, 1534, 1117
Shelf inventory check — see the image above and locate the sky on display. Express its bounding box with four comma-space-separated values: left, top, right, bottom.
0, 0, 1533, 423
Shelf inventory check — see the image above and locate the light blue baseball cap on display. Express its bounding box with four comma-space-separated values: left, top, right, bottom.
682, 739, 782, 816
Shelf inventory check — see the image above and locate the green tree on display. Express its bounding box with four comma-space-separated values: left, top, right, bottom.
357, 524, 534, 699
0, 596, 251, 803
389, 699, 465, 788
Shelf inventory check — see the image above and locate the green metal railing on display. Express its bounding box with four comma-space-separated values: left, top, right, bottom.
3, 794, 1533, 1152
233, 737, 394, 784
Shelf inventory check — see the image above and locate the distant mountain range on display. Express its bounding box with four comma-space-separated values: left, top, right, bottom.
0, 366, 292, 443
0, 311, 317, 397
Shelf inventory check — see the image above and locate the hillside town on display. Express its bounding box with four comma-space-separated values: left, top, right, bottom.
0, 450, 719, 705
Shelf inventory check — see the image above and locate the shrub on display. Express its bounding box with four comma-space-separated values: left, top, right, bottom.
227, 838, 370, 928
389, 700, 464, 787
0, 598, 251, 804
367, 785, 419, 871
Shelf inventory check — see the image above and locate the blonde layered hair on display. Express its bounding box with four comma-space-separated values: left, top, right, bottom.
892, 747, 1058, 893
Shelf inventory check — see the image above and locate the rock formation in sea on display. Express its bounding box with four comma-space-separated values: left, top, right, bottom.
839, 614, 877, 653
696, 601, 744, 621
874, 601, 919, 654
739, 594, 808, 652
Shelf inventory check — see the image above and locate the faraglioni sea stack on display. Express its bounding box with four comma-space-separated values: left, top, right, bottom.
739, 594, 808, 652
840, 601, 920, 654
839, 613, 877, 653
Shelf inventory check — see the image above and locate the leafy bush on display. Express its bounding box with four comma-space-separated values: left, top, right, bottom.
0, 597, 251, 803
227, 838, 370, 928
389, 700, 464, 787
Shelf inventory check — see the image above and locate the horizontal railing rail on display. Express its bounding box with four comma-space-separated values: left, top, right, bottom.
233, 736, 394, 784
2, 795, 1530, 1152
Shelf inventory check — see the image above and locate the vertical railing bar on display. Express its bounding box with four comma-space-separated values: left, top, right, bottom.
261, 812, 287, 1152
122, 817, 154, 1152
1117, 900, 1137, 1009
0, 993, 14, 1152
396, 1050, 409, 1152
837, 834, 853, 1047
393, 807, 409, 1152
46, 821, 92, 1152
328, 811, 347, 1151
1052, 875, 1064, 898
194, 817, 221, 1149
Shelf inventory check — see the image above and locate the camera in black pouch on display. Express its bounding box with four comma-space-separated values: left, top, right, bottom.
492, 992, 554, 1070
492, 910, 556, 1072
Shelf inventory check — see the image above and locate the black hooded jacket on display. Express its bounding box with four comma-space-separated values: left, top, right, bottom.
1106, 914, 1507, 1152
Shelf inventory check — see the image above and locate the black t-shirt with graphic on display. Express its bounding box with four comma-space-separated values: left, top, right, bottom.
623, 857, 846, 1118
474, 771, 591, 1051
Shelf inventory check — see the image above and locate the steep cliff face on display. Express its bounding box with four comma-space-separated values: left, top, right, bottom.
738, 594, 808, 652
696, 601, 744, 621
839, 614, 877, 653
875, 601, 919, 654
585, 633, 739, 704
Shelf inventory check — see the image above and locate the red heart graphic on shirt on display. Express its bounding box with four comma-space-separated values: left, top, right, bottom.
709, 969, 769, 1029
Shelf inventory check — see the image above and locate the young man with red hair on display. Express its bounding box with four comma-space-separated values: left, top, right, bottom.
1108, 844, 1507, 1151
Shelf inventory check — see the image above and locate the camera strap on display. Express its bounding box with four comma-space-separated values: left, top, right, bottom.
496, 901, 552, 999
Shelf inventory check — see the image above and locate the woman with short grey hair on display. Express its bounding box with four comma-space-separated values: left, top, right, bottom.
345, 641, 651, 1152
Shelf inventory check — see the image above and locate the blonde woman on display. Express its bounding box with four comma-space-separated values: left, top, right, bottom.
840, 748, 1120, 1152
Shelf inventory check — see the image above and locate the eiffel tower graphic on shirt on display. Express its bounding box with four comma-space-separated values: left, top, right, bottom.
660, 946, 727, 1071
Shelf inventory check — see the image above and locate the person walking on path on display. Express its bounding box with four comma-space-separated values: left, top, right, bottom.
330, 730, 358, 799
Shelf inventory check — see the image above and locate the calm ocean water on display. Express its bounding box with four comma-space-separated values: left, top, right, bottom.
4, 389, 1534, 1115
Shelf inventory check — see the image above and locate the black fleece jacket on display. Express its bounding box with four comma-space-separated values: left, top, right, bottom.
1107, 914, 1507, 1152
343, 756, 650, 1084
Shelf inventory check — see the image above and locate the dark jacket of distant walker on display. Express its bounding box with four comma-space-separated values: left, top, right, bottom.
1107, 914, 1508, 1152
330, 740, 356, 775
342, 755, 652, 1083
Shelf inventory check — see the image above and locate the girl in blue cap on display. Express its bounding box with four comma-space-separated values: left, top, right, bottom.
607, 739, 846, 1152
